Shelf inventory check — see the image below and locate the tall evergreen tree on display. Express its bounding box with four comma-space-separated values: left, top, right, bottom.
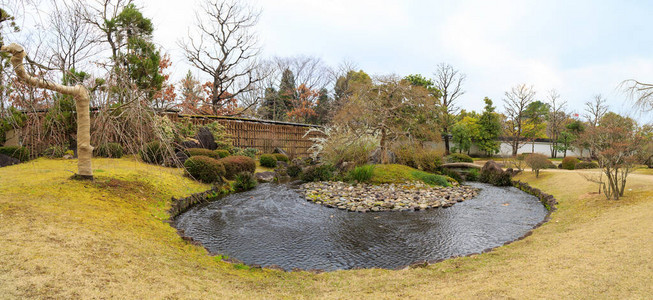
476, 97, 502, 156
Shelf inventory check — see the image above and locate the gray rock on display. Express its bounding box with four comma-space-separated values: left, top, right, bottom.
0, 153, 20, 168
195, 127, 217, 150
255, 172, 276, 183
176, 151, 189, 165
182, 139, 201, 149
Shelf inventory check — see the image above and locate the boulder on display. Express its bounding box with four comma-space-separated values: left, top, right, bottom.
182, 139, 200, 149
481, 160, 503, 174
194, 127, 217, 150
480, 160, 513, 186
255, 171, 276, 183
0, 153, 20, 168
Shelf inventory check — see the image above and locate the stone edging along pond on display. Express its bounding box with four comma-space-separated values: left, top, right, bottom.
167, 180, 558, 273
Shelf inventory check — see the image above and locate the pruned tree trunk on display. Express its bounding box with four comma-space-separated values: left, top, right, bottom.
1, 43, 93, 179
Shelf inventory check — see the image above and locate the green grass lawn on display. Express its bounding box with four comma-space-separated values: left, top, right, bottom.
1, 157, 651, 298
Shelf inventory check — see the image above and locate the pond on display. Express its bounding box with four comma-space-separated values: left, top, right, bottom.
174, 182, 548, 271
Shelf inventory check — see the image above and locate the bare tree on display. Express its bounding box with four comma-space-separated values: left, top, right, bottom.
272, 55, 332, 91
621, 79, 653, 113
180, 0, 263, 115
583, 94, 608, 127
433, 63, 465, 154
48, 0, 99, 72
546, 89, 567, 158
503, 84, 535, 156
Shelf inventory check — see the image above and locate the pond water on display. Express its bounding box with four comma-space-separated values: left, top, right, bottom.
174, 182, 548, 271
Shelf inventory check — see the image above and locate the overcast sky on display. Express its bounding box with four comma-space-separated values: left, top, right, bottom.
15, 0, 653, 122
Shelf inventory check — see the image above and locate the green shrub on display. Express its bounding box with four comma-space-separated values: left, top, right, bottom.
445, 153, 474, 163
184, 155, 225, 183
259, 154, 277, 168
300, 164, 335, 182
312, 127, 378, 167
416, 150, 443, 173
0, 146, 29, 162
220, 155, 256, 179
349, 165, 375, 183
229, 147, 242, 155
42, 145, 67, 158
139, 141, 165, 164
94, 143, 123, 158
243, 148, 258, 158
466, 168, 480, 181
187, 148, 220, 159
273, 153, 289, 162
215, 149, 230, 158
525, 153, 552, 178
287, 164, 302, 178
561, 156, 579, 170
393, 142, 443, 172
575, 161, 599, 169
393, 142, 420, 169
205, 121, 233, 150
411, 171, 449, 187
233, 172, 258, 191
439, 167, 462, 183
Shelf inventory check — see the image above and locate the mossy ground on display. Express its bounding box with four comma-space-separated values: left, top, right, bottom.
1, 158, 652, 298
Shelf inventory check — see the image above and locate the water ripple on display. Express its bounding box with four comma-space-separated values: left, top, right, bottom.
174, 182, 548, 271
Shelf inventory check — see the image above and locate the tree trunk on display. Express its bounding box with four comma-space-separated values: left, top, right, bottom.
444, 133, 450, 155
380, 127, 387, 164
2, 43, 93, 179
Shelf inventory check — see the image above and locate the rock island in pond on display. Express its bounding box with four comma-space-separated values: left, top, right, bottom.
300, 181, 479, 212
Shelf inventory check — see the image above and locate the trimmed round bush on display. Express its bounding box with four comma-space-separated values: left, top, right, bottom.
445, 153, 474, 163
215, 149, 230, 158
0, 146, 30, 162
259, 154, 277, 168
273, 153, 289, 162
187, 148, 220, 159
561, 156, 579, 170
184, 155, 225, 183
220, 155, 256, 179
42, 145, 67, 158
575, 161, 599, 169
139, 141, 165, 164
95, 143, 124, 158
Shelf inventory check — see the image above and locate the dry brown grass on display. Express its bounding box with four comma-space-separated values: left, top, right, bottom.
0, 157, 652, 299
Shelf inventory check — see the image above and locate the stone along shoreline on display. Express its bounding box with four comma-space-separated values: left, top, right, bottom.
300, 181, 479, 212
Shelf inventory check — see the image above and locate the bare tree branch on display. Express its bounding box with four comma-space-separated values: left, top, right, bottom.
180, 0, 263, 115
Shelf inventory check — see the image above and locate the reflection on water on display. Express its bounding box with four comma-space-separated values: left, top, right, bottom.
174, 182, 548, 271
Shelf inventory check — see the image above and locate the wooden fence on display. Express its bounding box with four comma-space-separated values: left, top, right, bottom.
166, 113, 323, 158
4, 110, 324, 159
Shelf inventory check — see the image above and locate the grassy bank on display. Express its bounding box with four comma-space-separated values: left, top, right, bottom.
1, 158, 651, 298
